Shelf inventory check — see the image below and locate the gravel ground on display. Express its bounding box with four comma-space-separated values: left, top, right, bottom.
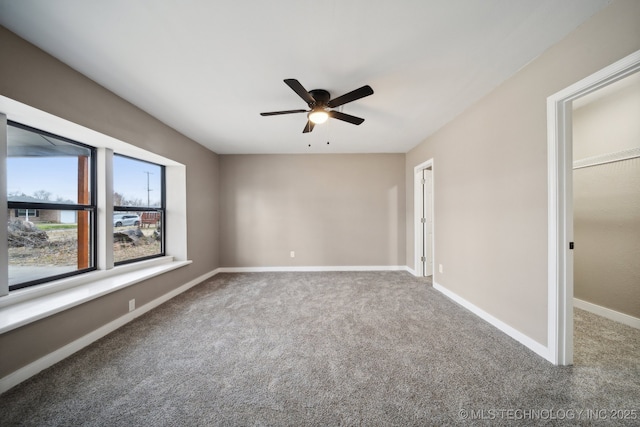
9, 226, 161, 267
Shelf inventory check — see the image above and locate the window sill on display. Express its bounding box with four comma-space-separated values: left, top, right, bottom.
0, 257, 192, 334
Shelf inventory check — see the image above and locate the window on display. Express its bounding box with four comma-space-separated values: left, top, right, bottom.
5, 124, 168, 290
7, 122, 96, 290
15, 209, 39, 218
1, 98, 188, 304
113, 154, 165, 264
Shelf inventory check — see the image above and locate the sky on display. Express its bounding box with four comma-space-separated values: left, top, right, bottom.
7, 155, 162, 207
113, 155, 162, 207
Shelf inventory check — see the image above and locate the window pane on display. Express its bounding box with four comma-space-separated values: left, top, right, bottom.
8, 211, 93, 288
113, 154, 164, 265
15, 209, 39, 218
113, 210, 163, 263
7, 124, 93, 205
114, 155, 162, 207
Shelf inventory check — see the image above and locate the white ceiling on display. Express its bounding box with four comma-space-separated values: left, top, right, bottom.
0, 0, 611, 154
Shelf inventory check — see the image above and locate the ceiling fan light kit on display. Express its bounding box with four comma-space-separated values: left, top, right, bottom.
308, 109, 329, 124
260, 79, 374, 133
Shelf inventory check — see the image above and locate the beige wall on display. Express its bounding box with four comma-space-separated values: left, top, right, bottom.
220, 154, 405, 268
405, 0, 640, 345
573, 74, 640, 318
574, 74, 640, 158
0, 27, 220, 377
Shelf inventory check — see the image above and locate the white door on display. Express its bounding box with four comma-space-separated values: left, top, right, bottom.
422, 168, 433, 276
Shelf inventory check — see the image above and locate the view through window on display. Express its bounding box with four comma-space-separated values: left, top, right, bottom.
113, 154, 165, 264
5, 123, 167, 290
7, 122, 96, 290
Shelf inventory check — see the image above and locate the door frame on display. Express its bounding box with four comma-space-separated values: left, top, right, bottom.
546, 49, 640, 365
414, 159, 434, 277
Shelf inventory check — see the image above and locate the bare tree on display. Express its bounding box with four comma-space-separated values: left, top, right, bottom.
113, 192, 126, 206
32, 190, 52, 201
114, 192, 145, 207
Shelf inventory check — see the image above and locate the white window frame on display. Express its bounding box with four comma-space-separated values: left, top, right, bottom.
0, 96, 190, 331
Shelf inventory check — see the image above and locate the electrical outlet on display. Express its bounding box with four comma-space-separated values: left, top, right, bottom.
290, 251, 295, 258
129, 299, 135, 312
439, 264, 443, 274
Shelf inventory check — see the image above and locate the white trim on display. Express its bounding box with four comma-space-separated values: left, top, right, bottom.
165, 164, 188, 261
97, 147, 115, 270
0, 258, 192, 334
0, 96, 182, 167
1, 256, 181, 308
0, 113, 8, 297
413, 159, 434, 278
574, 298, 640, 330
217, 265, 411, 273
433, 281, 551, 362
0, 267, 220, 395
547, 49, 640, 366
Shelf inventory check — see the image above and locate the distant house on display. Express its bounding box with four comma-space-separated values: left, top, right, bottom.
7, 195, 76, 224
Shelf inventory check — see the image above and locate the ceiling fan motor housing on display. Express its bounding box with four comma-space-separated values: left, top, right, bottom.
308, 89, 330, 107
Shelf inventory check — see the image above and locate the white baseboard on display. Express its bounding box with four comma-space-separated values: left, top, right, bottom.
218, 265, 411, 273
574, 298, 640, 330
433, 281, 551, 362
0, 268, 220, 395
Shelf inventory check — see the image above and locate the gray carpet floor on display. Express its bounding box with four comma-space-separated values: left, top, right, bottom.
1, 272, 638, 426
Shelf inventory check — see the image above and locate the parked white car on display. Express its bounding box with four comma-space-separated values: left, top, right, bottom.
113, 214, 141, 227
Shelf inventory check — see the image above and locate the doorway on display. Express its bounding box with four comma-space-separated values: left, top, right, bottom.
547, 49, 640, 365
414, 160, 434, 277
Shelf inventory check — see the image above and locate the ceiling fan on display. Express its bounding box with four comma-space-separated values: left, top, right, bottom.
260, 79, 374, 133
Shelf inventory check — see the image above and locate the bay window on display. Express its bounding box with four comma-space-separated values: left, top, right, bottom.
2, 116, 173, 293
0, 97, 189, 340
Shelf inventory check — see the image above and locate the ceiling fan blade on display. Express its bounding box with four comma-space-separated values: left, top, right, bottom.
260, 109, 307, 116
302, 120, 315, 133
327, 85, 374, 108
328, 110, 365, 125
284, 79, 315, 106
